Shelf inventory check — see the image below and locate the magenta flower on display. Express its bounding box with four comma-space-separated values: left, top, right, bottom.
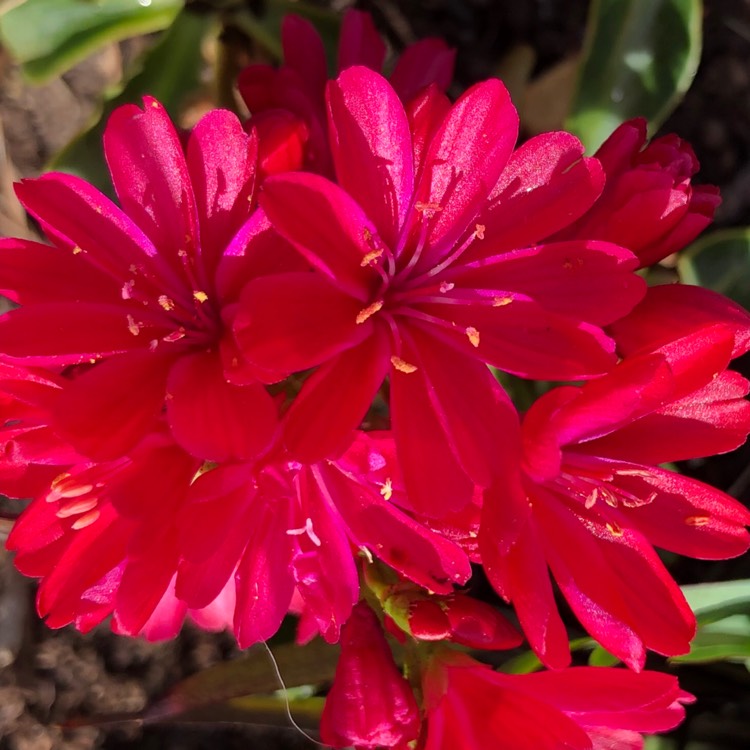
239, 9, 455, 176
420, 651, 691, 750
175, 431, 471, 648
556, 119, 721, 267
481, 323, 750, 669
234, 66, 645, 515
320, 601, 420, 749
0, 99, 286, 463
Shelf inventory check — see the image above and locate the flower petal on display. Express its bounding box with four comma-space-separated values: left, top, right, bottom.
166, 351, 277, 462
328, 66, 415, 245
54, 351, 173, 460
283, 327, 390, 462
389, 39, 455, 102
410, 78, 518, 267
104, 98, 200, 286
186, 109, 258, 276
260, 172, 381, 299
480, 132, 605, 251
234, 271, 369, 378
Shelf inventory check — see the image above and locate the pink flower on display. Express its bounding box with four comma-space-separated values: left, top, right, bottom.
5, 430, 234, 637
235, 66, 645, 515
239, 9, 456, 176
0, 99, 286, 463
175, 431, 471, 648
481, 323, 750, 670
556, 119, 721, 267
420, 651, 691, 750
320, 601, 420, 749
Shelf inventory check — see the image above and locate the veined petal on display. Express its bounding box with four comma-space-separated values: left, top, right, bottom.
610, 465, 750, 559
294, 468, 359, 643
420, 299, 617, 380
410, 78, 518, 268
283, 327, 390, 462
317, 461, 471, 593
13, 174, 182, 298
0, 303, 166, 366
104, 98, 201, 288
404, 325, 520, 487
481, 479, 572, 669
452, 241, 645, 326
479, 132, 605, 252
234, 272, 368, 378
581, 370, 750, 464
54, 351, 173, 460
390, 338, 476, 517
260, 172, 381, 300
186, 109, 258, 277
611, 284, 750, 359
166, 351, 277, 462
537, 496, 695, 669
0, 238, 120, 305
216, 210, 306, 305
328, 67, 415, 245
234, 493, 296, 647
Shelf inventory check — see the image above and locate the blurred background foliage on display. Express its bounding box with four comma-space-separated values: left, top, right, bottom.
0, 0, 749, 748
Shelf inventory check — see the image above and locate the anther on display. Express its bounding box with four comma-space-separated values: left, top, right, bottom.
356, 300, 383, 325
492, 296, 513, 307
126, 315, 141, 336
391, 355, 418, 374
360, 249, 383, 267
474, 224, 486, 240
380, 478, 393, 501
466, 327, 480, 347
158, 295, 176, 311
685, 515, 710, 526
193, 290, 208, 303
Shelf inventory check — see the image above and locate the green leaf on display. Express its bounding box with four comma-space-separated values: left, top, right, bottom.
587, 645, 620, 667
146, 639, 339, 722
677, 228, 750, 309
0, 0, 181, 83
51, 9, 208, 193
566, 0, 703, 151
669, 630, 750, 666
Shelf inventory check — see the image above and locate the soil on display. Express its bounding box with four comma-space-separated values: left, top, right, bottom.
1, 1, 750, 748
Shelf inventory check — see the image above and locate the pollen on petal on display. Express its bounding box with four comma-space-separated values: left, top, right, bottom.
380, 478, 393, 501
126, 315, 141, 336
474, 224, 486, 240
606, 521, 624, 537
360, 249, 384, 267
391, 355, 418, 374
492, 296, 513, 307
466, 327, 480, 347
685, 515, 710, 526
72, 246, 83, 255
121, 280, 135, 300
193, 290, 209, 303
163, 327, 187, 343
356, 300, 383, 324
158, 295, 176, 311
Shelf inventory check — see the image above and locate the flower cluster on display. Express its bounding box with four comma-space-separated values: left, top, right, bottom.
1, 9, 749, 749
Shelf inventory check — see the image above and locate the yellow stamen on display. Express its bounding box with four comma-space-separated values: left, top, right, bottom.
492, 296, 513, 307
380, 478, 393, 501
126, 314, 141, 336
466, 327, 480, 348
606, 521, 623, 537
72, 246, 83, 255
474, 224, 486, 240
360, 249, 383, 267
193, 290, 208, 303
391, 356, 417, 374
158, 295, 175, 311
356, 300, 383, 325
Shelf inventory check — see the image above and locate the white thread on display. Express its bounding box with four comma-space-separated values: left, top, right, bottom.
261, 641, 328, 747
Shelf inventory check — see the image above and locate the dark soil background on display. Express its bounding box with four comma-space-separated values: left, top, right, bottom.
1, 1, 749, 748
